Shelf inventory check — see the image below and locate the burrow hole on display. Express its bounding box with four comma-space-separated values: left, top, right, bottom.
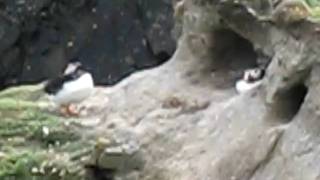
209, 28, 270, 89
269, 83, 308, 122
208, 28, 308, 120
204, 28, 307, 121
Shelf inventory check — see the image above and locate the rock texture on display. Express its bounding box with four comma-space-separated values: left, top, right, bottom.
0, 0, 175, 88
1, 0, 320, 180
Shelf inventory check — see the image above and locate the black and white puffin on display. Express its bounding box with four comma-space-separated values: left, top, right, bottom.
44, 61, 94, 116
235, 68, 265, 93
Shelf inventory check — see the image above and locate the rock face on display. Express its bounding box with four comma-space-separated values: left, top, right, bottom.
1, 0, 320, 180
0, 0, 175, 88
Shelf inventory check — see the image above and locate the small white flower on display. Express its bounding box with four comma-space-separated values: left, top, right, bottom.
51, 167, 58, 174
39, 167, 45, 174
0, 151, 6, 158
42, 126, 50, 137
31, 167, 39, 173
64, 121, 70, 127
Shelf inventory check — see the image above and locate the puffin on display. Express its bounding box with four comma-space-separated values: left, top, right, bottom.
44, 61, 94, 116
235, 68, 265, 93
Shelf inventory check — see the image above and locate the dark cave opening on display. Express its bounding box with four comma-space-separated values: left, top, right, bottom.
269, 83, 308, 122
154, 51, 172, 65
208, 28, 270, 89
208, 29, 307, 121
212, 29, 258, 70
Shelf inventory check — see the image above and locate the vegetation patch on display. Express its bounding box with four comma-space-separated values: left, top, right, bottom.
0, 85, 91, 180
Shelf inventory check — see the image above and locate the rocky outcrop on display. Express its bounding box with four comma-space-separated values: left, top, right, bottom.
0, 0, 175, 88
1, 0, 320, 180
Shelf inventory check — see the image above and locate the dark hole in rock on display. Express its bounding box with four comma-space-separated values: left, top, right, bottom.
85, 165, 115, 180
142, 38, 174, 68
210, 29, 263, 89
155, 51, 172, 64
269, 83, 308, 122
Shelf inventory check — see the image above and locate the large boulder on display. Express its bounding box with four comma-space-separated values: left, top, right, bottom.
0, 0, 176, 88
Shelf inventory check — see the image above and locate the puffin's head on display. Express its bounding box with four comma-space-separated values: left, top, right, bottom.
64, 61, 83, 75
243, 68, 265, 82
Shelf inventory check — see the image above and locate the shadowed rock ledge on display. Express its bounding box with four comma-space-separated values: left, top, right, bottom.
1, 0, 320, 180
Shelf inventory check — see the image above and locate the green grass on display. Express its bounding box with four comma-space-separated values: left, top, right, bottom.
0, 85, 90, 180
0, 150, 44, 179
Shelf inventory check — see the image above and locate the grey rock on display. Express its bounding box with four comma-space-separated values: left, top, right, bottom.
77, 1, 319, 179
98, 146, 126, 170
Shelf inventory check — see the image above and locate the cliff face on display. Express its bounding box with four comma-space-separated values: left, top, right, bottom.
1, 0, 320, 180
0, 0, 175, 88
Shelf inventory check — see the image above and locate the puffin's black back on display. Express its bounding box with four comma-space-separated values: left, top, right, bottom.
44, 65, 87, 95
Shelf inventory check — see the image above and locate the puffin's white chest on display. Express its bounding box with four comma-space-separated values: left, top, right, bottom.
50, 73, 94, 105
235, 80, 262, 93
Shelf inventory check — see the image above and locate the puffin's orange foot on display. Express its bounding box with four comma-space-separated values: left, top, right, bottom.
66, 104, 80, 117
59, 104, 79, 117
